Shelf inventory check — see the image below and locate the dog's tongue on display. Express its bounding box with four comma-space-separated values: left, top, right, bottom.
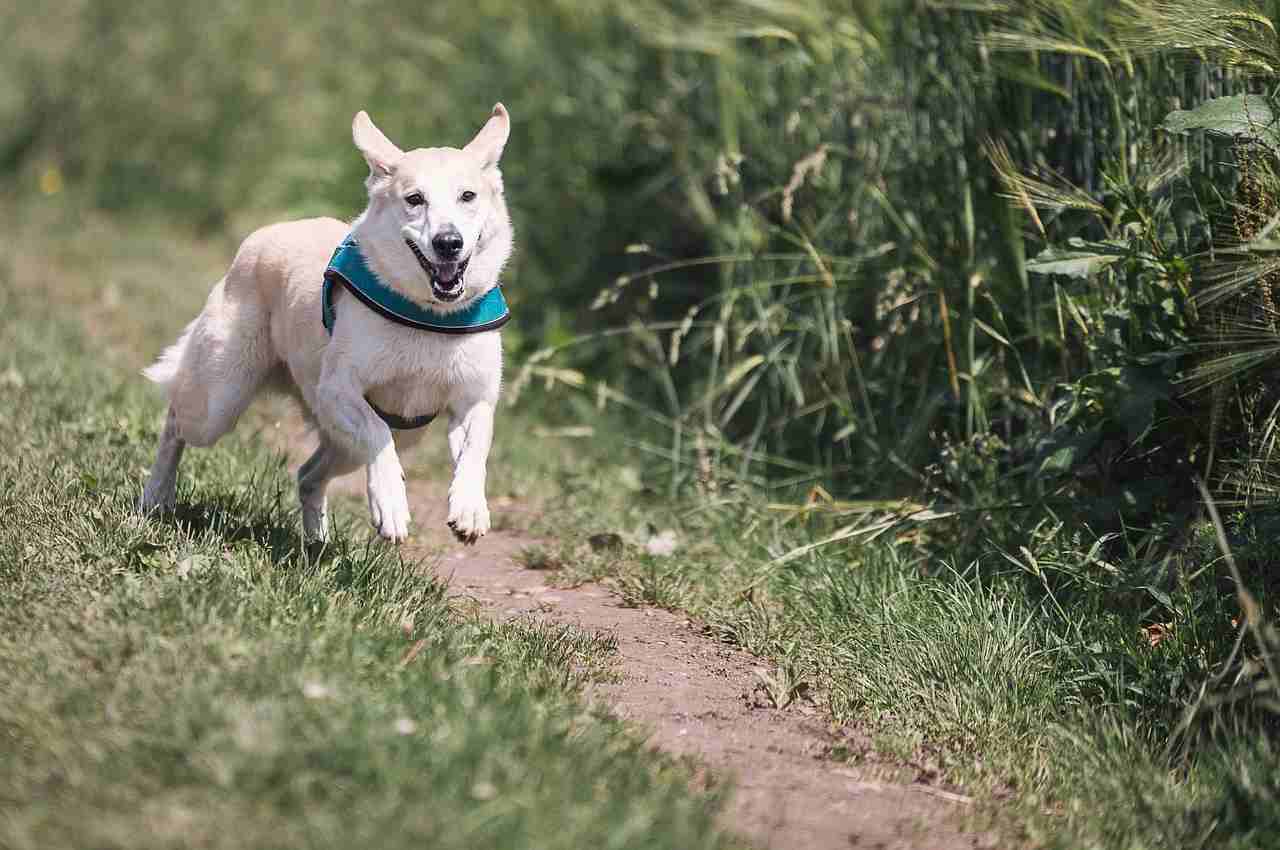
435, 262, 462, 284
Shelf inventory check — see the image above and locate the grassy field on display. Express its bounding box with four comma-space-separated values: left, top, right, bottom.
5, 196, 1272, 848
0, 207, 736, 849
7, 0, 1280, 847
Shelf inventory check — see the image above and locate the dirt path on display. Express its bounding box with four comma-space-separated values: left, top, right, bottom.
439, 536, 989, 850
287, 430, 993, 850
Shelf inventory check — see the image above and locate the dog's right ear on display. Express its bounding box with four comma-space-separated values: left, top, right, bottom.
352, 111, 403, 178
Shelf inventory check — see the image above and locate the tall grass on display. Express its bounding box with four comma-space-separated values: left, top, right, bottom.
501, 0, 1280, 843
8, 0, 1280, 844
509, 0, 1246, 510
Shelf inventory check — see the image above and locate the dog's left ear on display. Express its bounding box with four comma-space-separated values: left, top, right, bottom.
464, 103, 510, 173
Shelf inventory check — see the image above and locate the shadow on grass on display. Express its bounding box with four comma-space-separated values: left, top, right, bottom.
165, 495, 423, 599
171, 497, 318, 566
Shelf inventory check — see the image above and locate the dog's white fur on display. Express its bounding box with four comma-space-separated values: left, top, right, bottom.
139, 105, 514, 544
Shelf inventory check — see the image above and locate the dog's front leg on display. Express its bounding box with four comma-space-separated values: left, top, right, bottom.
313, 370, 411, 542
446, 400, 494, 544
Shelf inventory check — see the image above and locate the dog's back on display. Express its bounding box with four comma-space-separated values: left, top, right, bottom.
142, 217, 348, 445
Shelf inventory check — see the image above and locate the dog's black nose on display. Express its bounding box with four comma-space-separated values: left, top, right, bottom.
432, 229, 464, 259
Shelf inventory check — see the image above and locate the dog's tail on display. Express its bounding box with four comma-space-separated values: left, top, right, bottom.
142, 316, 198, 392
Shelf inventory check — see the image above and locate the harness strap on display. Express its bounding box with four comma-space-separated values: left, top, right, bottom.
321, 235, 511, 431
367, 398, 436, 431
322, 237, 511, 334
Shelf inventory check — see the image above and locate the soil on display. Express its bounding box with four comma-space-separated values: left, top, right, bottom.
284, 428, 997, 850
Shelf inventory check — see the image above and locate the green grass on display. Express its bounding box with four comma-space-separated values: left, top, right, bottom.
0, 227, 736, 849
7, 2, 1280, 843
500, 429, 1280, 848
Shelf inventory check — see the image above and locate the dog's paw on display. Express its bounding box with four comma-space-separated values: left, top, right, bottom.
368, 465, 411, 543
447, 490, 490, 545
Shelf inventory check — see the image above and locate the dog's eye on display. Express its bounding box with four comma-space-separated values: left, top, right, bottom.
405, 192, 425, 207
459, 190, 477, 203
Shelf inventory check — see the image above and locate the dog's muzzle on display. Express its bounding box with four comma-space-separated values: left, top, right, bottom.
406, 238, 469, 302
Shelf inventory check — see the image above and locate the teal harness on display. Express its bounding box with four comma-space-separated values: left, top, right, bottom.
322, 236, 510, 430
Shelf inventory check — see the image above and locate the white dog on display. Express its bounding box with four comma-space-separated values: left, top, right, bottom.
139, 105, 514, 545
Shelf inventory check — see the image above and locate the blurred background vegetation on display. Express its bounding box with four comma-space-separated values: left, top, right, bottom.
6, 0, 1280, 844
7, 0, 1280, 513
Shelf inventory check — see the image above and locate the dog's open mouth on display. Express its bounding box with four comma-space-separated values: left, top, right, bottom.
406, 239, 469, 302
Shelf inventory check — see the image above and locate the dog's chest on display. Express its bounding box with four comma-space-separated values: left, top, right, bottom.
360, 328, 501, 420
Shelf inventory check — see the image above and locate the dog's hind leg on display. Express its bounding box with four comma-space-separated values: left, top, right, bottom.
154, 271, 279, 449
139, 406, 185, 513
297, 435, 361, 542
140, 265, 278, 516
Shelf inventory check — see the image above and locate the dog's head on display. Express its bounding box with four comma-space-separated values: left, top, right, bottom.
350, 105, 513, 309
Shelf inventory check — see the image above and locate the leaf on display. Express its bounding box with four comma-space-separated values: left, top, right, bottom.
1161, 94, 1280, 151
1083, 365, 1173, 444
1036, 427, 1101, 476
1026, 239, 1127, 279
983, 31, 1111, 70
1142, 586, 1174, 610
532, 426, 595, 438
990, 59, 1071, 101
720, 355, 765, 392
973, 317, 1011, 346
